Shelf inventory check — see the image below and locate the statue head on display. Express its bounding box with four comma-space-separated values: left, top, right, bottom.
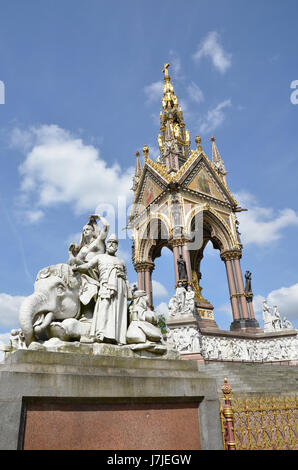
80, 223, 96, 246
106, 233, 118, 255
132, 289, 149, 306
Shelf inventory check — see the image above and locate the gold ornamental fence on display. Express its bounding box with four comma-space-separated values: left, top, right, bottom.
219, 378, 298, 450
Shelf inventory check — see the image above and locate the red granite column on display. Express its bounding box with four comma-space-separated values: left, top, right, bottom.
233, 258, 250, 319
182, 244, 192, 284
137, 271, 143, 290
172, 245, 180, 285
246, 294, 256, 320
144, 269, 153, 308
224, 259, 241, 321
135, 263, 145, 291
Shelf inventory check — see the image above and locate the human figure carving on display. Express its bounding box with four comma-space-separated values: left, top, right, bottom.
245, 270, 252, 294
177, 255, 187, 281
185, 285, 195, 315
283, 317, 294, 329
175, 281, 186, 310
68, 214, 109, 266
168, 294, 179, 317
126, 290, 165, 353
73, 234, 131, 345
262, 300, 274, 332
272, 305, 282, 330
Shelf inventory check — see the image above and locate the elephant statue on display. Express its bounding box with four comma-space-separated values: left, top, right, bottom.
18, 263, 98, 347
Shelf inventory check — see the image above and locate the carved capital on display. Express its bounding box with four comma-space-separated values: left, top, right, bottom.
168, 235, 192, 248
220, 248, 242, 262
134, 261, 155, 273
168, 238, 183, 248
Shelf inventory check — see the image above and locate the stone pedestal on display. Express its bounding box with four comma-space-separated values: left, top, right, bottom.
0, 349, 223, 450
166, 316, 204, 359
195, 298, 218, 329
230, 318, 262, 333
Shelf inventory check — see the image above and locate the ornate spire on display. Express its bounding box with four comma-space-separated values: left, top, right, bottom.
158, 63, 191, 168
211, 136, 227, 184
132, 150, 142, 191
163, 121, 180, 174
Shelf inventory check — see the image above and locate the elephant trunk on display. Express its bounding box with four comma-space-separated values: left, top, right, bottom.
18, 292, 48, 347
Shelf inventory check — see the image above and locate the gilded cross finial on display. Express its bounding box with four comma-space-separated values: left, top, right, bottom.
162, 63, 170, 79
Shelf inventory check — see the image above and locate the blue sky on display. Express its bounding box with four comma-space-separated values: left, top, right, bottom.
0, 0, 298, 346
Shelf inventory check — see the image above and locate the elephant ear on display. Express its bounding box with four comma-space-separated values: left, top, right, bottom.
79, 277, 98, 305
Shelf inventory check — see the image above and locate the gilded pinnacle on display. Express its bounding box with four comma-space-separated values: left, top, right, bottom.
211, 136, 215, 142
143, 145, 149, 158
195, 136, 202, 150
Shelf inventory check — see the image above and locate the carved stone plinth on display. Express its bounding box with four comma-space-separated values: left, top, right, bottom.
195, 298, 219, 330
0, 349, 223, 450
166, 316, 203, 359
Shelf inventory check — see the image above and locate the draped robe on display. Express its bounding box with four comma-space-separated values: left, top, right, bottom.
90, 253, 130, 344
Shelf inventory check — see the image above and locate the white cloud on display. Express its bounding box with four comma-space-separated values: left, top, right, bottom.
267, 284, 298, 321
252, 294, 266, 315
12, 125, 134, 219
199, 99, 231, 134
152, 280, 168, 299
155, 301, 169, 318
25, 209, 44, 223
193, 31, 232, 73
0, 293, 25, 330
236, 192, 298, 246
187, 81, 204, 104
144, 81, 163, 104
252, 285, 298, 325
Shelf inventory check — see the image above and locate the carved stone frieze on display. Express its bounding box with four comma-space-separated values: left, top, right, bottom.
167, 326, 201, 353
200, 334, 298, 362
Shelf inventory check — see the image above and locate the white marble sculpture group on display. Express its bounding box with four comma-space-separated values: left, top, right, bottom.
7, 214, 297, 363
262, 300, 294, 332
12, 215, 167, 355
168, 281, 196, 318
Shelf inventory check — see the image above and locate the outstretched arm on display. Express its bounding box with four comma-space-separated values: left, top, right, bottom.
73, 255, 99, 273
89, 214, 109, 241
